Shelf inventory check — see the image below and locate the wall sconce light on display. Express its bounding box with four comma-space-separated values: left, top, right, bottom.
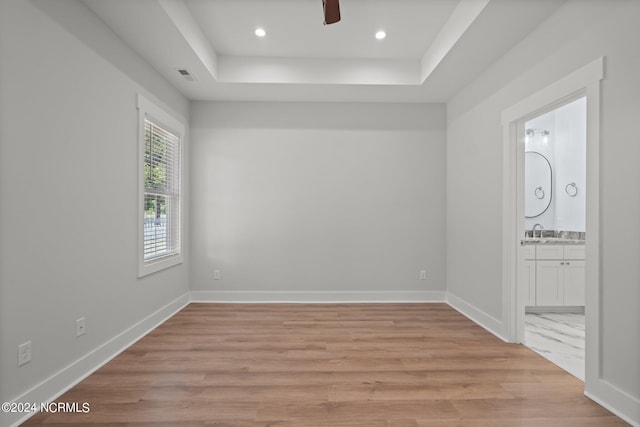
542, 130, 550, 144
525, 128, 534, 144
525, 128, 550, 144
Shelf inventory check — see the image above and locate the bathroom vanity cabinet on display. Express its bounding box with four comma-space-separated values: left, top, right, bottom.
522, 244, 585, 307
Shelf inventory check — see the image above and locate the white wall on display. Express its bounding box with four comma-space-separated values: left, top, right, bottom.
524, 97, 586, 233
447, 0, 639, 422
190, 102, 446, 301
0, 0, 190, 416
554, 97, 586, 232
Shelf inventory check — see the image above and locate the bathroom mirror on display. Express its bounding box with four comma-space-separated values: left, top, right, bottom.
525, 151, 552, 218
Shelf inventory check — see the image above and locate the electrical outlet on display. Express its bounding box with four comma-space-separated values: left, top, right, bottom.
76, 317, 86, 337
419, 270, 427, 280
18, 341, 31, 366
213, 270, 221, 280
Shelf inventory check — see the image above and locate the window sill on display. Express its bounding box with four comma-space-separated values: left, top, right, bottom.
138, 253, 183, 278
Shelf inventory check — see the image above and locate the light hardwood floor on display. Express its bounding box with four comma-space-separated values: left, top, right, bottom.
23, 303, 628, 426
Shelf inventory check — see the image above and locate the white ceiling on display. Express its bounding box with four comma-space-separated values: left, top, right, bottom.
187, 0, 459, 60
82, 0, 567, 103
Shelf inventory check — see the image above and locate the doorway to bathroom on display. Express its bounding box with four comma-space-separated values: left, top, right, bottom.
501, 57, 603, 389
521, 97, 587, 380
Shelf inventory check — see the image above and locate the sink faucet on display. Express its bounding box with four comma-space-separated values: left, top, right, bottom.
533, 223, 544, 238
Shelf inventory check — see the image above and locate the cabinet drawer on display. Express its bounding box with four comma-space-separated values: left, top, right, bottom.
564, 245, 586, 260
536, 245, 564, 260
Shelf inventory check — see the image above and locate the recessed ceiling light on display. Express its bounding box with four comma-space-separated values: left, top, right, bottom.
255, 28, 266, 37
375, 31, 386, 40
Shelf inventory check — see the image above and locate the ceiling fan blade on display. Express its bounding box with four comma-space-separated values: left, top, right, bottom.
323, 0, 341, 25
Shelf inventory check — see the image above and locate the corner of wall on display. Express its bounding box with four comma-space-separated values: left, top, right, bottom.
584, 383, 640, 427
445, 291, 508, 342
3, 293, 190, 427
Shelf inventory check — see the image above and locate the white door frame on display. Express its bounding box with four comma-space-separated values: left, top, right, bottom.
501, 57, 603, 382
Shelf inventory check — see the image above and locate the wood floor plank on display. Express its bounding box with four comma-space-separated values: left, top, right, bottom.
21, 303, 629, 426
327, 382, 516, 401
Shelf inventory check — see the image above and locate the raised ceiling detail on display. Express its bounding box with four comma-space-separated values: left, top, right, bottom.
82, 0, 566, 102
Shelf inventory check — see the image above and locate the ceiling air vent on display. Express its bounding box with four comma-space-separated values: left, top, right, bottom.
177, 68, 196, 82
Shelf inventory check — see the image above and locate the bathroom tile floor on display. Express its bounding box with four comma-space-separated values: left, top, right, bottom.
524, 312, 585, 381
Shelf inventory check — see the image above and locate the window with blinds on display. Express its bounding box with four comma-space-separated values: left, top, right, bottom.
143, 119, 181, 261
137, 94, 184, 277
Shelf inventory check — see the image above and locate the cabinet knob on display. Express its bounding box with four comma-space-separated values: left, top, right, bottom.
560, 262, 565, 265
566, 262, 570, 265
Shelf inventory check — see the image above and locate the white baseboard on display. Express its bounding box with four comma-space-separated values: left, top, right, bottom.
446, 292, 508, 342
6, 292, 190, 427
189, 290, 447, 303
585, 380, 640, 427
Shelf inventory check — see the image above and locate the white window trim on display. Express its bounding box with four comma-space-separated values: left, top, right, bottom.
137, 94, 185, 277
